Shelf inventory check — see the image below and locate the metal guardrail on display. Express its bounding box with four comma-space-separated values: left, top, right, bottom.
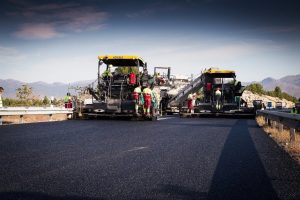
0, 107, 73, 125
256, 110, 300, 144
257, 110, 300, 129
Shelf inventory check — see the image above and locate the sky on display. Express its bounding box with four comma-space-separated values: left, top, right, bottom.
0, 0, 300, 83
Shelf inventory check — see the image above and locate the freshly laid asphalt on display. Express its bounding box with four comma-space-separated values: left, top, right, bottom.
1, 116, 300, 200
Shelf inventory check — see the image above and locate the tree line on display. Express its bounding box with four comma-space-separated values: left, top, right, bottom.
245, 83, 299, 103
2, 84, 64, 107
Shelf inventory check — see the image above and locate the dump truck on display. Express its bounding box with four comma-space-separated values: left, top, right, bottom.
75, 55, 159, 120
169, 68, 256, 117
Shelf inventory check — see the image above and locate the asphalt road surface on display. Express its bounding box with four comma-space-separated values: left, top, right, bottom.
1, 116, 300, 200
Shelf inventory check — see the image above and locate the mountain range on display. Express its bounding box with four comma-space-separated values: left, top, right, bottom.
0, 79, 95, 99
1, 74, 300, 99
255, 74, 300, 98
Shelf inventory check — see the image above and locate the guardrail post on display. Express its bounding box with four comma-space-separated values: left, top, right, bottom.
49, 114, 53, 122
264, 116, 268, 124
20, 115, 24, 124
267, 118, 272, 126
278, 123, 283, 133
290, 128, 296, 143
272, 120, 277, 129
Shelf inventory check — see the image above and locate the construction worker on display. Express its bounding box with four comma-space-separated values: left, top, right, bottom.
143, 84, 152, 116
133, 85, 142, 115
64, 93, 72, 108
215, 88, 222, 110
151, 90, 159, 115
102, 64, 113, 78
0, 87, 4, 108
187, 93, 194, 113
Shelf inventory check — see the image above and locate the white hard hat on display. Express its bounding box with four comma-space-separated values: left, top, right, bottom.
108, 64, 113, 68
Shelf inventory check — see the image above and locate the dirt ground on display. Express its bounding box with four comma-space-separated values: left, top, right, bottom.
1, 114, 69, 125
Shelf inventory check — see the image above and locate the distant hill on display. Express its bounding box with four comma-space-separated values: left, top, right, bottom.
261, 74, 300, 98
1, 74, 299, 99
242, 75, 300, 98
0, 79, 95, 99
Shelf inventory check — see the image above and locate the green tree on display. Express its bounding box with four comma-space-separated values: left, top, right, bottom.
274, 86, 282, 99
16, 84, 32, 100
42, 96, 50, 105
52, 98, 61, 106
245, 83, 264, 95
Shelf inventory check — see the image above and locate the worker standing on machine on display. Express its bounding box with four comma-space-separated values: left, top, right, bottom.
133, 85, 142, 115
187, 93, 194, 113
215, 88, 222, 110
143, 84, 152, 116
102, 64, 113, 78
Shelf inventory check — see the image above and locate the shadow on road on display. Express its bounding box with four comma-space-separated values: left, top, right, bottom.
207, 119, 279, 200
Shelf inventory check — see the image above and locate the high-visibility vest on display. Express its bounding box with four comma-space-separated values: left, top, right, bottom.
134, 87, 141, 93
102, 70, 112, 77
143, 88, 152, 95
215, 90, 221, 96
133, 87, 141, 100
64, 96, 70, 103
187, 93, 193, 100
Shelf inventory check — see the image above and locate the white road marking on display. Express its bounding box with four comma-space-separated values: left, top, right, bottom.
127, 146, 148, 152
158, 117, 175, 121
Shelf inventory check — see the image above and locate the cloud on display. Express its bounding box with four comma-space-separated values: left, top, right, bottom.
126, 1, 180, 19
8, 2, 109, 39
56, 7, 108, 32
14, 23, 62, 39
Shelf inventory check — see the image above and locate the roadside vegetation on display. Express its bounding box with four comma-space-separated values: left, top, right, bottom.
2, 84, 63, 107
246, 83, 298, 103
256, 116, 300, 164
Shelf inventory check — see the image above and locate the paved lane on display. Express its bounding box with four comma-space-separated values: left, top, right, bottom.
1, 117, 300, 199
